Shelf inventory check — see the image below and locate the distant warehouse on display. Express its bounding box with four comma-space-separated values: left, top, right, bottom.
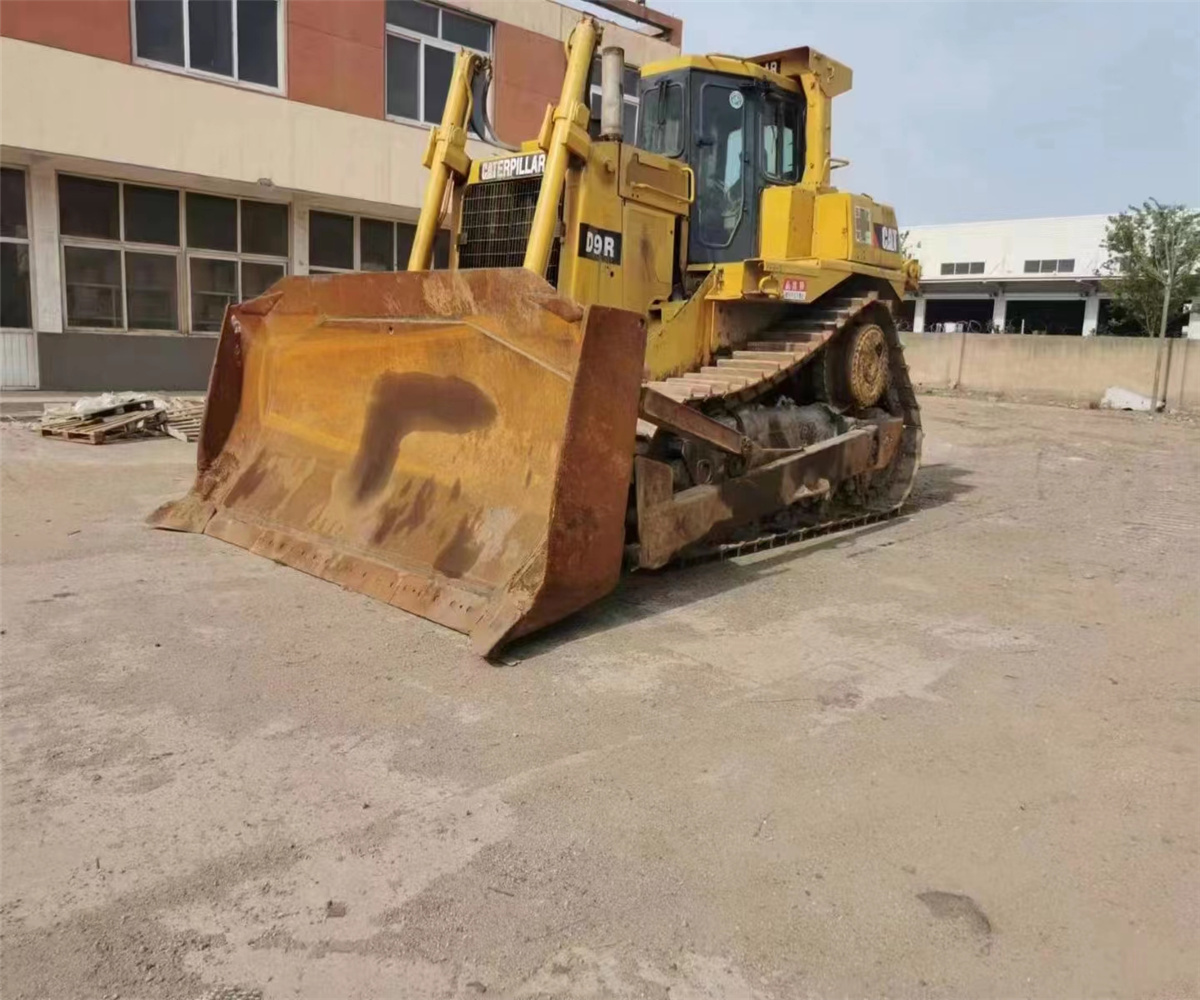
900, 214, 1200, 339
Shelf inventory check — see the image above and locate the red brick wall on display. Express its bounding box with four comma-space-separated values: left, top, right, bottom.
0, 0, 131, 62
288, 0, 384, 118
0, 0, 632, 137
492, 21, 565, 145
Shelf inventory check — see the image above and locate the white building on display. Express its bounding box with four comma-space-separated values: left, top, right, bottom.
903, 214, 1199, 339
903, 215, 1111, 336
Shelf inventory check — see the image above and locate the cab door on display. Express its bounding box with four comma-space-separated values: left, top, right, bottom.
689, 77, 755, 265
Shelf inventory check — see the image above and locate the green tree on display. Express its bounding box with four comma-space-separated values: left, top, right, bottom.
1101, 201, 1200, 339
1102, 201, 1200, 408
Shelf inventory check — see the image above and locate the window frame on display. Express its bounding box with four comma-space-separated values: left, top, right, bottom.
760, 92, 800, 183
385, 2, 492, 128
938, 260, 985, 277
636, 78, 685, 158
307, 209, 360, 274
1023, 258, 1075, 275
58, 173, 289, 336
307, 208, 449, 273
0, 166, 34, 332
130, 0, 286, 96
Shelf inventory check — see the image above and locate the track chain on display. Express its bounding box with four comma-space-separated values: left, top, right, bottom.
647, 290, 923, 565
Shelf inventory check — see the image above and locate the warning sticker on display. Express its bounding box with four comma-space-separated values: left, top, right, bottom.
853, 205, 873, 245
781, 277, 807, 302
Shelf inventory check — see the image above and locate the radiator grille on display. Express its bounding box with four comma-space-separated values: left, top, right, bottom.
459, 178, 561, 287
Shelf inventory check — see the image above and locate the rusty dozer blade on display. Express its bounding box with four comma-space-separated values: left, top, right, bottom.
149, 269, 646, 656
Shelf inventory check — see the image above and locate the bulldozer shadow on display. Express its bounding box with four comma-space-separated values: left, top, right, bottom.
902, 462, 976, 511
501, 463, 975, 661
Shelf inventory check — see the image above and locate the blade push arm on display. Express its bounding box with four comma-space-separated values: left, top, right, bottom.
409, 50, 487, 271
522, 17, 600, 276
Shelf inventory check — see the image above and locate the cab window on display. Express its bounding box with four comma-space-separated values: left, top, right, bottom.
762, 93, 799, 181
696, 83, 746, 248
638, 80, 685, 157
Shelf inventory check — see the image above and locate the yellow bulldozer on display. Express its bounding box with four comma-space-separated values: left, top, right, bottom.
152, 19, 922, 656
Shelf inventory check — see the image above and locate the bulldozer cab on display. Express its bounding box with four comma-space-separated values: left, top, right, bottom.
637, 58, 806, 265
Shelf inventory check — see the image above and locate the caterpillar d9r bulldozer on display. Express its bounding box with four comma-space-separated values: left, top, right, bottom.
151, 19, 922, 656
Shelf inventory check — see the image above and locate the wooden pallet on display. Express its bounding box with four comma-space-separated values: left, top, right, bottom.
165, 412, 202, 444
164, 404, 205, 443
40, 399, 167, 444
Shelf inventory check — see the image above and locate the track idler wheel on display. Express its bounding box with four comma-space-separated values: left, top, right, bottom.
834, 322, 890, 410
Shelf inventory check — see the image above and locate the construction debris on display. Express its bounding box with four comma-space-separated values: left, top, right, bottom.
36, 393, 205, 445
1100, 386, 1156, 412
39, 398, 167, 444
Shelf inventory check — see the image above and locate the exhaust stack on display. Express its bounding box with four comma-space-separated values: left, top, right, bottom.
599, 46, 626, 141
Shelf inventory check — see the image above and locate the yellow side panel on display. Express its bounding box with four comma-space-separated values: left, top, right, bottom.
814, 191, 904, 270
644, 270, 717, 380
812, 192, 851, 260
619, 146, 692, 218
847, 198, 903, 270
760, 186, 815, 261
559, 144, 624, 308
621, 202, 675, 314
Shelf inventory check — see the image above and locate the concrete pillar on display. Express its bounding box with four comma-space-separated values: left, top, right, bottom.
913, 295, 926, 333
291, 195, 310, 276
27, 160, 63, 334
991, 293, 1007, 333
1082, 292, 1100, 337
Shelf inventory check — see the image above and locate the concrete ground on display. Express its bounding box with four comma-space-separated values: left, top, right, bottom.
1, 396, 1197, 1000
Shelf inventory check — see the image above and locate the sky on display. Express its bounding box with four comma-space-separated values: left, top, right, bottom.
650, 1, 1200, 225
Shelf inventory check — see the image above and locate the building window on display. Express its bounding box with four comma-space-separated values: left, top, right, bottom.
58, 174, 287, 333
1, 167, 33, 330
939, 261, 985, 276
588, 56, 640, 140
133, 0, 281, 91
309, 211, 356, 271
188, 257, 237, 332
309, 210, 450, 273
1023, 258, 1076, 274
127, 251, 179, 330
185, 192, 288, 331
386, 1, 492, 125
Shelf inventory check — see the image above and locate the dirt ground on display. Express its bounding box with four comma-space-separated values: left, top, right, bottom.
1, 395, 1197, 1000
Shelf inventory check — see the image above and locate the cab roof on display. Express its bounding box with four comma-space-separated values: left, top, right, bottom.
638, 54, 802, 94
640, 47, 852, 99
